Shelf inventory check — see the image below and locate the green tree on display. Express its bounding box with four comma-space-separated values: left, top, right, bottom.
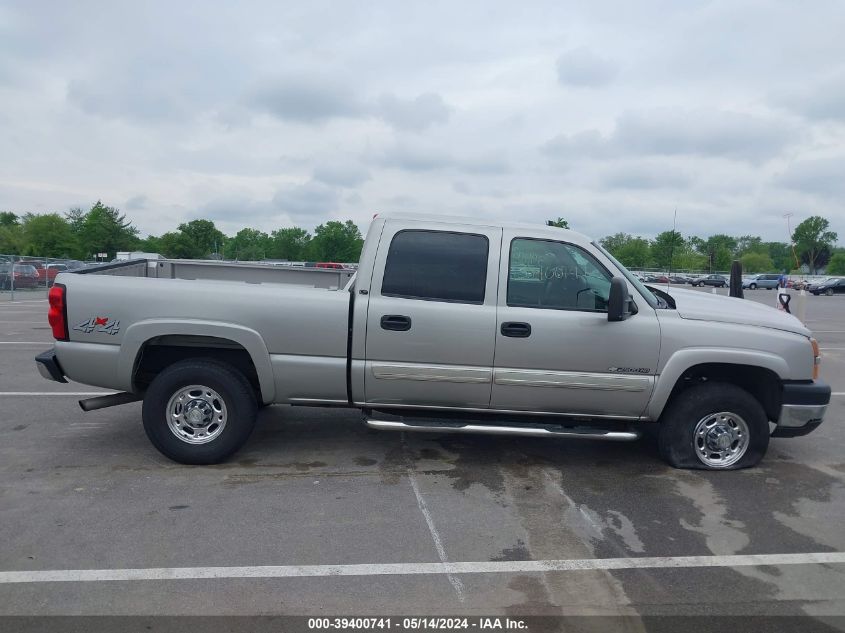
736, 235, 764, 255
600, 233, 653, 269
827, 252, 845, 275
792, 216, 838, 274
650, 230, 685, 270
764, 242, 794, 272
695, 234, 738, 272
65, 208, 86, 235
268, 227, 310, 261
0, 212, 19, 227
740, 251, 775, 273
78, 201, 140, 259
21, 213, 77, 257
599, 232, 632, 255
307, 220, 363, 262
546, 218, 570, 229
177, 219, 225, 258
0, 225, 23, 254
616, 238, 652, 269
0, 212, 22, 254
224, 228, 270, 260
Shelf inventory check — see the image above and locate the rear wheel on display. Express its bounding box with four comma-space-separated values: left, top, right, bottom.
658, 383, 769, 470
142, 359, 258, 464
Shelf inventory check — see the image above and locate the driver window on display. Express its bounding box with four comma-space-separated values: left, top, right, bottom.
507, 238, 612, 311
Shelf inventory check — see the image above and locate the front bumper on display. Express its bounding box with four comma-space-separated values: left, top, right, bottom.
772, 380, 830, 437
35, 349, 67, 383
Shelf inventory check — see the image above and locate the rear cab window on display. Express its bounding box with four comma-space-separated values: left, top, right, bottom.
381, 230, 489, 304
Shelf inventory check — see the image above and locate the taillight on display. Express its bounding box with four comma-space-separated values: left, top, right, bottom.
48, 284, 68, 341
810, 338, 821, 380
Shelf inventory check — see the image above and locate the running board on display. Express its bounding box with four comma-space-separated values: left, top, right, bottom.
79, 392, 141, 412
365, 419, 641, 441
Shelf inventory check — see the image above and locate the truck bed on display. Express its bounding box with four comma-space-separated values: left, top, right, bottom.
79, 258, 355, 290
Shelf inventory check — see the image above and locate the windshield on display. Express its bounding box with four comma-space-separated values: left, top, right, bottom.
593, 242, 659, 308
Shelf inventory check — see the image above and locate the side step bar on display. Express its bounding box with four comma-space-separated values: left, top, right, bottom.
365, 419, 641, 442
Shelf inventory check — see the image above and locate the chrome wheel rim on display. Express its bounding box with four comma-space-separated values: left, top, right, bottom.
166, 385, 228, 444
693, 411, 749, 468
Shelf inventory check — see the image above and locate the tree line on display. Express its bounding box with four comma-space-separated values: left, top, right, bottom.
0, 201, 364, 263
1, 202, 841, 275
597, 215, 842, 275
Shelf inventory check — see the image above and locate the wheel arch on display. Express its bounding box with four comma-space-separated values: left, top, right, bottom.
648, 350, 787, 422
119, 319, 275, 404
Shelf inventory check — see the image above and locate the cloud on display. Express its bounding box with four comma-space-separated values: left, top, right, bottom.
776, 156, 845, 197
543, 109, 800, 164
125, 194, 148, 210
68, 77, 187, 122
774, 72, 845, 122
377, 142, 509, 174
556, 47, 618, 87
312, 163, 371, 188
272, 181, 339, 219
248, 74, 366, 124
600, 161, 692, 190
376, 92, 451, 131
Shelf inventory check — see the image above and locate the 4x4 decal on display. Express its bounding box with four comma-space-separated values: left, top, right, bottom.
73, 316, 120, 335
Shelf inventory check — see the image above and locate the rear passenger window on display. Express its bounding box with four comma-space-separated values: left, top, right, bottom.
381, 230, 488, 303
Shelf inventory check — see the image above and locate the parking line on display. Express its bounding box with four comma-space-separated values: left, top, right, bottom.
0, 552, 843, 584
0, 392, 115, 396
0, 341, 51, 344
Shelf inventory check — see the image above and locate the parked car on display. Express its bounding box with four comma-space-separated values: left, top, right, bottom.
691, 274, 728, 288
0, 263, 40, 289
18, 260, 68, 287
742, 274, 781, 290
36, 214, 829, 471
315, 262, 346, 270
668, 276, 689, 284
810, 278, 845, 296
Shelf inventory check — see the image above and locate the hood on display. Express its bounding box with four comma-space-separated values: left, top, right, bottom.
662, 287, 810, 336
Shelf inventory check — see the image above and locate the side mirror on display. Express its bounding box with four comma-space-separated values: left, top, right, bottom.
608, 277, 633, 322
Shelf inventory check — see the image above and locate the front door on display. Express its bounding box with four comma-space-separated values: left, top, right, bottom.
364, 220, 502, 409
491, 232, 660, 418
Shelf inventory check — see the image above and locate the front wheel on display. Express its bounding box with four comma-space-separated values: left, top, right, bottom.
142, 359, 258, 464
749, 283, 757, 289
826, 288, 834, 296
658, 383, 769, 470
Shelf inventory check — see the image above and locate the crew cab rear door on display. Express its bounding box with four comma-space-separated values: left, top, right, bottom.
364, 220, 502, 409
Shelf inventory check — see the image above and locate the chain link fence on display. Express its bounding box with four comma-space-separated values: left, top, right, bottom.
0, 254, 90, 301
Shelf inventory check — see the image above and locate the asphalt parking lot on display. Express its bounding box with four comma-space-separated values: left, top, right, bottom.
0, 286, 843, 623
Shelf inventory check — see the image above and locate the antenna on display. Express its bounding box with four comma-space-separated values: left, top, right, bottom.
783, 213, 800, 270
667, 208, 678, 286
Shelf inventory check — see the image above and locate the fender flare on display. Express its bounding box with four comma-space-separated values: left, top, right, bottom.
647, 348, 788, 420
119, 318, 275, 403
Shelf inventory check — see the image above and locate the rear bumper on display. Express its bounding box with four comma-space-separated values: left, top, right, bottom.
772, 381, 830, 438
35, 349, 67, 383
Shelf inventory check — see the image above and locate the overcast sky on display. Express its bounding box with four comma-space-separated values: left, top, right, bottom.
1, 0, 844, 241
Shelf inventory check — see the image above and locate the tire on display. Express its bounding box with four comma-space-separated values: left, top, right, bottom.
658, 383, 769, 470
749, 283, 757, 289
142, 359, 258, 465
825, 288, 834, 296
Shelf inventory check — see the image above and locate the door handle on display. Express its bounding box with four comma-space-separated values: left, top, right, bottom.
501, 322, 531, 338
381, 315, 412, 331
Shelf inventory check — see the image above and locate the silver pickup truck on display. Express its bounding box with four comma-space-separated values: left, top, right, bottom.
36, 214, 830, 470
